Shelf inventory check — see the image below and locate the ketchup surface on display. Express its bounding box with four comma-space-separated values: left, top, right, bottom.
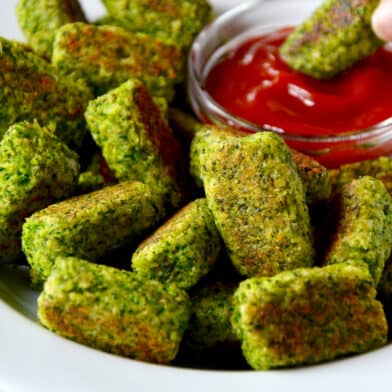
205, 27, 392, 138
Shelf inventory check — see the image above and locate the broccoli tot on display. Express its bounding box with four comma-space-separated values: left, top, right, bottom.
186, 282, 237, 349
22, 181, 164, 287
0, 121, 79, 262
52, 23, 183, 98
195, 130, 314, 277
190, 125, 248, 188
85, 78, 185, 209
322, 176, 392, 284
38, 257, 191, 364
191, 125, 331, 204
290, 149, 332, 204
16, 0, 86, 59
132, 199, 221, 290
232, 263, 388, 370
0, 37, 91, 149
280, 0, 383, 79
329, 156, 392, 194
100, 0, 213, 50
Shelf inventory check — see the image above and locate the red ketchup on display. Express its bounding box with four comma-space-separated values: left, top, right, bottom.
205, 27, 392, 167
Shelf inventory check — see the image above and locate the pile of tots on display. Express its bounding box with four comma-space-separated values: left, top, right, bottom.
1, 0, 392, 369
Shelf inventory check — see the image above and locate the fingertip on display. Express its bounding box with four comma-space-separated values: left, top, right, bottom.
372, 1, 392, 41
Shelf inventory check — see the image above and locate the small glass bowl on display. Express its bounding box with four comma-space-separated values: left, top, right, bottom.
187, 0, 392, 168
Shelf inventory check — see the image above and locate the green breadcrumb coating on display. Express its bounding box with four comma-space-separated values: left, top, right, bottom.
52, 22, 183, 98
280, 0, 383, 79
38, 256, 191, 364
22, 181, 165, 287
132, 199, 221, 290
232, 262, 388, 370
197, 130, 314, 277
0, 121, 79, 262
0, 37, 92, 149
100, 0, 213, 50
16, 0, 86, 58
76, 171, 105, 195
323, 176, 392, 284
187, 282, 237, 349
190, 125, 331, 204
290, 149, 332, 204
190, 125, 247, 188
329, 156, 392, 194
85, 79, 185, 209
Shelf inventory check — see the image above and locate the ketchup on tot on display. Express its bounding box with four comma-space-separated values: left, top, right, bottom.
205, 27, 392, 167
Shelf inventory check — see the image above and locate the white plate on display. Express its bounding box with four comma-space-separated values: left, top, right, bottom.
1, 1, 391, 391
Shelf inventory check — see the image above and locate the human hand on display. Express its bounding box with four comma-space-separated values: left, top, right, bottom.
372, 0, 392, 41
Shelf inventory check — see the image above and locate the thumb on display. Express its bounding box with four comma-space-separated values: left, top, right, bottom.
372, 0, 392, 41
